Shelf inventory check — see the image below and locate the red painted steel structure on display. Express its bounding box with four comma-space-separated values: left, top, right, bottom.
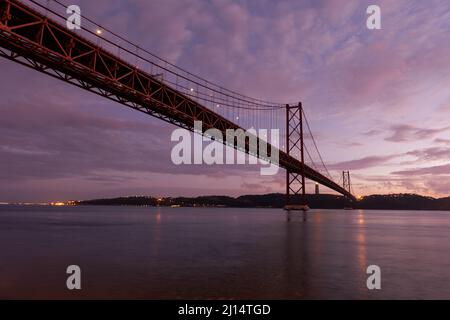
0, 0, 356, 201
342, 171, 351, 194
285, 103, 307, 206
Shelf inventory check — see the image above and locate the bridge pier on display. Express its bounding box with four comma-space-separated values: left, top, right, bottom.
284, 204, 310, 211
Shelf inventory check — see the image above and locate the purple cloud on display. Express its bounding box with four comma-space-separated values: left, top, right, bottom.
406, 147, 450, 161
364, 129, 382, 137
385, 125, 450, 142
329, 154, 399, 170
391, 164, 450, 175
435, 138, 450, 146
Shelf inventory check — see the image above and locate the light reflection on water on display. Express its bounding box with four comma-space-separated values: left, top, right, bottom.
357, 210, 367, 278
0, 205, 449, 299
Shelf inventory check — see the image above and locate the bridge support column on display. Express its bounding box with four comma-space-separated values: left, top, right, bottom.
284, 102, 309, 211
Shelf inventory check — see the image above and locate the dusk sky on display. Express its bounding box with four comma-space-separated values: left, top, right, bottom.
0, 0, 449, 202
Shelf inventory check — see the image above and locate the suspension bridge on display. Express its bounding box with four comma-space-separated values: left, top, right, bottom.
0, 0, 357, 208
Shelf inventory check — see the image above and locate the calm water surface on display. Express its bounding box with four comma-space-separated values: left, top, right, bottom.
0, 205, 449, 299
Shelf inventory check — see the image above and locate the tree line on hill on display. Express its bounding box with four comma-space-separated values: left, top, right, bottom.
76, 193, 450, 211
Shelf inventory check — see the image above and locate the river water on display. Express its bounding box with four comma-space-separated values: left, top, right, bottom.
0, 205, 449, 299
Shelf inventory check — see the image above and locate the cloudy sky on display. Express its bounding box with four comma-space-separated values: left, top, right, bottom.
1, 0, 449, 202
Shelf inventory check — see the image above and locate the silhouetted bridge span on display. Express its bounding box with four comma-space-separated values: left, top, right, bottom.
0, 0, 356, 205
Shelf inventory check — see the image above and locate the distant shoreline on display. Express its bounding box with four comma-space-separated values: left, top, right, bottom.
24, 193, 448, 211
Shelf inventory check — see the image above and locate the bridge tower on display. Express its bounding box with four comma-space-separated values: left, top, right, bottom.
342, 171, 351, 194
342, 171, 354, 209
284, 102, 309, 211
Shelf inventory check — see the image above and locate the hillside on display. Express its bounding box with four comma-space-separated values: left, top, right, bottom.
76, 193, 450, 211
